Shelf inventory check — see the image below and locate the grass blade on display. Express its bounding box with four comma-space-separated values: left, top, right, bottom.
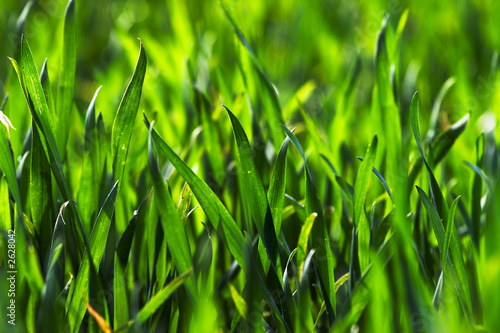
112, 41, 147, 186
67, 181, 119, 332
354, 136, 378, 273
56, 0, 76, 156
148, 122, 197, 298
143, 113, 247, 273
282, 125, 336, 324
135, 268, 193, 325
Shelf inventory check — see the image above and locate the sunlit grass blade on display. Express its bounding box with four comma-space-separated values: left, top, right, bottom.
143, 113, 247, 273
430, 113, 469, 166
77, 86, 101, 236
148, 122, 197, 298
30, 119, 53, 262
225, 105, 279, 265
56, 0, 76, 156
229, 283, 248, 321
442, 196, 460, 268
112, 41, 147, 187
354, 136, 378, 273
412, 92, 472, 323
297, 212, 317, 281
67, 181, 119, 332
357, 156, 393, 203
282, 125, 336, 323
426, 77, 456, 141
268, 135, 291, 235
135, 268, 193, 325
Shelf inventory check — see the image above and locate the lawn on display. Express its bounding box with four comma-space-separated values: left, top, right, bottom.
0, 0, 499, 332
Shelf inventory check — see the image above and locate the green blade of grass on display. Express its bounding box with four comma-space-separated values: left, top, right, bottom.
13, 39, 89, 270
0, 116, 22, 214
470, 135, 484, 248
114, 253, 129, 331
135, 268, 193, 324
77, 86, 101, 236
56, 0, 76, 156
67, 181, 119, 332
356, 156, 393, 203
40, 59, 55, 119
225, 105, 279, 266
282, 125, 336, 324
430, 113, 470, 166
0, 176, 11, 230
228, 283, 248, 320
411, 92, 472, 323
297, 212, 317, 281
148, 122, 197, 298
354, 136, 378, 273
442, 196, 460, 268
267, 135, 290, 235
296, 249, 316, 332
426, 77, 456, 141
144, 113, 247, 273
30, 119, 53, 261
112, 41, 147, 187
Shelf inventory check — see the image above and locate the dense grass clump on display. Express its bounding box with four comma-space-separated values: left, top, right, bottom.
1, 0, 500, 332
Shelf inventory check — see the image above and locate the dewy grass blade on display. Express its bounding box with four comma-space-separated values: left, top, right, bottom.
148, 122, 197, 298
56, 0, 76, 156
112, 41, 147, 187
354, 136, 378, 273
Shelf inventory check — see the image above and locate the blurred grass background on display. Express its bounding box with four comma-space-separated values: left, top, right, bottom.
1, 0, 500, 191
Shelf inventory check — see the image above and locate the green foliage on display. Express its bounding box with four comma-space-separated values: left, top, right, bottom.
0, 0, 499, 332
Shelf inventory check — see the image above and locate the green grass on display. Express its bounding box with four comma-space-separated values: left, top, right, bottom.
0, 0, 500, 332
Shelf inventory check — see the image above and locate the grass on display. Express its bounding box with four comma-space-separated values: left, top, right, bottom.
0, 0, 500, 332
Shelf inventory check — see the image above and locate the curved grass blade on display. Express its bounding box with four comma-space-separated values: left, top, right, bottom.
224, 105, 279, 266
442, 197, 460, 268
31, 119, 53, 262
67, 181, 119, 332
354, 136, 378, 273
282, 125, 336, 323
229, 283, 248, 320
112, 41, 147, 187
430, 113, 470, 166
297, 213, 317, 281
143, 113, 247, 273
357, 155, 393, 203
296, 249, 316, 332
56, 0, 76, 156
426, 77, 456, 141
135, 268, 193, 325
40, 59, 55, 116
148, 122, 197, 298
77, 86, 101, 236
267, 135, 291, 235
412, 92, 472, 322
13, 39, 89, 269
